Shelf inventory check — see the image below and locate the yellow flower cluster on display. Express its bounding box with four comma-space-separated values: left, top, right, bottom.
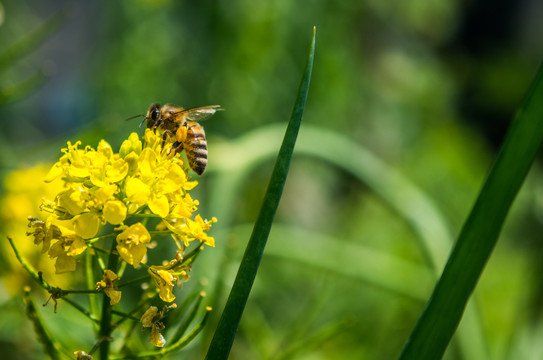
1, 165, 66, 293
27, 128, 216, 275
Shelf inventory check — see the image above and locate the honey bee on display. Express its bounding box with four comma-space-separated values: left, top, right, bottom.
141, 103, 222, 175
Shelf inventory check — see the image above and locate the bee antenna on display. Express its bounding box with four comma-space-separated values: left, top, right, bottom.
125, 114, 145, 121
138, 117, 147, 128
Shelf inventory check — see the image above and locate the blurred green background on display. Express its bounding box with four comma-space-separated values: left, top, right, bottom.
1, 0, 542, 359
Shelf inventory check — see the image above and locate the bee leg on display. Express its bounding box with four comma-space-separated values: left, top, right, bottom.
154, 118, 163, 130
160, 130, 174, 150
170, 141, 184, 155
162, 130, 172, 143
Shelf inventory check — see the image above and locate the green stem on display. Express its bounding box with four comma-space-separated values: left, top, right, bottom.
86, 249, 100, 333
111, 308, 212, 359
98, 238, 120, 359
110, 310, 140, 321
170, 292, 205, 344
7, 236, 54, 291
61, 289, 97, 294
149, 230, 172, 236
62, 297, 100, 325
129, 213, 161, 218
182, 241, 204, 266
23, 289, 62, 360
87, 232, 116, 245
117, 275, 151, 288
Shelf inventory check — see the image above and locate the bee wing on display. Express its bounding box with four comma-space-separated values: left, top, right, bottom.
177, 105, 223, 122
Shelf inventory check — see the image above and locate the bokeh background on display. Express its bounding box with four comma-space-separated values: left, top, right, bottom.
1, 0, 543, 359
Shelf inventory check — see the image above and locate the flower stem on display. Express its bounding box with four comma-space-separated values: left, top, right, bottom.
62, 297, 100, 325
117, 274, 150, 288
87, 232, 116, 244
98, 237, 120, 359
7, 236, 54, 290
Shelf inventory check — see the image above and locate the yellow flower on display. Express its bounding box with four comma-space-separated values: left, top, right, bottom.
102, 200, 127, 225
161, 214, 217, 247
53, 251, 77, 274
119, 132, 142, 158
140, 306, 159, 328
9, 113, 221, 356
150, 325, 166, 348
74, 350, 93, 360
27, 217, 53, 253
94, 184, 117, 205
24, 129, 217, 299
27, 217, 88, 274
137, 148, 158, 179
55, 187, 87, 216
96, 270, 121, 305
150, 268, 177, 303
140, 305, 175, 348
73, 212, 101, 239
148, 193, 169, 218
189, 215, 217, 247
140, 306, 166, 347
116, 223, 151, 267
168, 192, 198, 219
125, 177, 150, 211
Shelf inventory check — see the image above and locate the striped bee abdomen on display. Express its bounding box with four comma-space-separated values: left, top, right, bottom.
185, 122, 208, 175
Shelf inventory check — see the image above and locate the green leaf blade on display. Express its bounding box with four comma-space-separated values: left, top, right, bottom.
205, 27, 316, 360
398, 63, 543, 359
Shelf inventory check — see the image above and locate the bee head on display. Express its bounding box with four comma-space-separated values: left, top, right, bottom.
145, 103, 162, 128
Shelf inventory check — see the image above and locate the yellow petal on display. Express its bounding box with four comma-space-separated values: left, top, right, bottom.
94, 184, 117, 204
67, 236, 88, 256
126, 177, 150, 205
124, 152, 139, 176
119, 132, 142, 158
48, 241, 64, 258
157, 269, 174, 284
105, 288, 122, 305
143, 128, 160, 149
97, 139, 114, 159
141, 306, 158, 327
202, 235, 215, 247
44, 162, 63, 183
150, 326, 166, 348
68, 160, 90, 178
138, 148, 157, 178
165, 163, 186, 190
73, 212, 101, 239
121, 222, 151, 244
103, 269, 118, 282
184, 180, 198, 191
103, 200, 127, 225
55, 253, 77, 273
106, 159, 129, 183
74, 350, 92, 360
116, 223, 151, 267
56, 188, 86, 215
148, 193, 169, 218
117, 242, 147, 267
158, 283, 175, 302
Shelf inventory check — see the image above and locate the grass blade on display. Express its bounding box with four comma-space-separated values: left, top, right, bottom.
205, 27, 316, 360
398, 63, 543, 359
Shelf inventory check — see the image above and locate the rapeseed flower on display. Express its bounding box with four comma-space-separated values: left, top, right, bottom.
12, 110, 220, 356
96, 270, 121, 305
25, 129, 216, 312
